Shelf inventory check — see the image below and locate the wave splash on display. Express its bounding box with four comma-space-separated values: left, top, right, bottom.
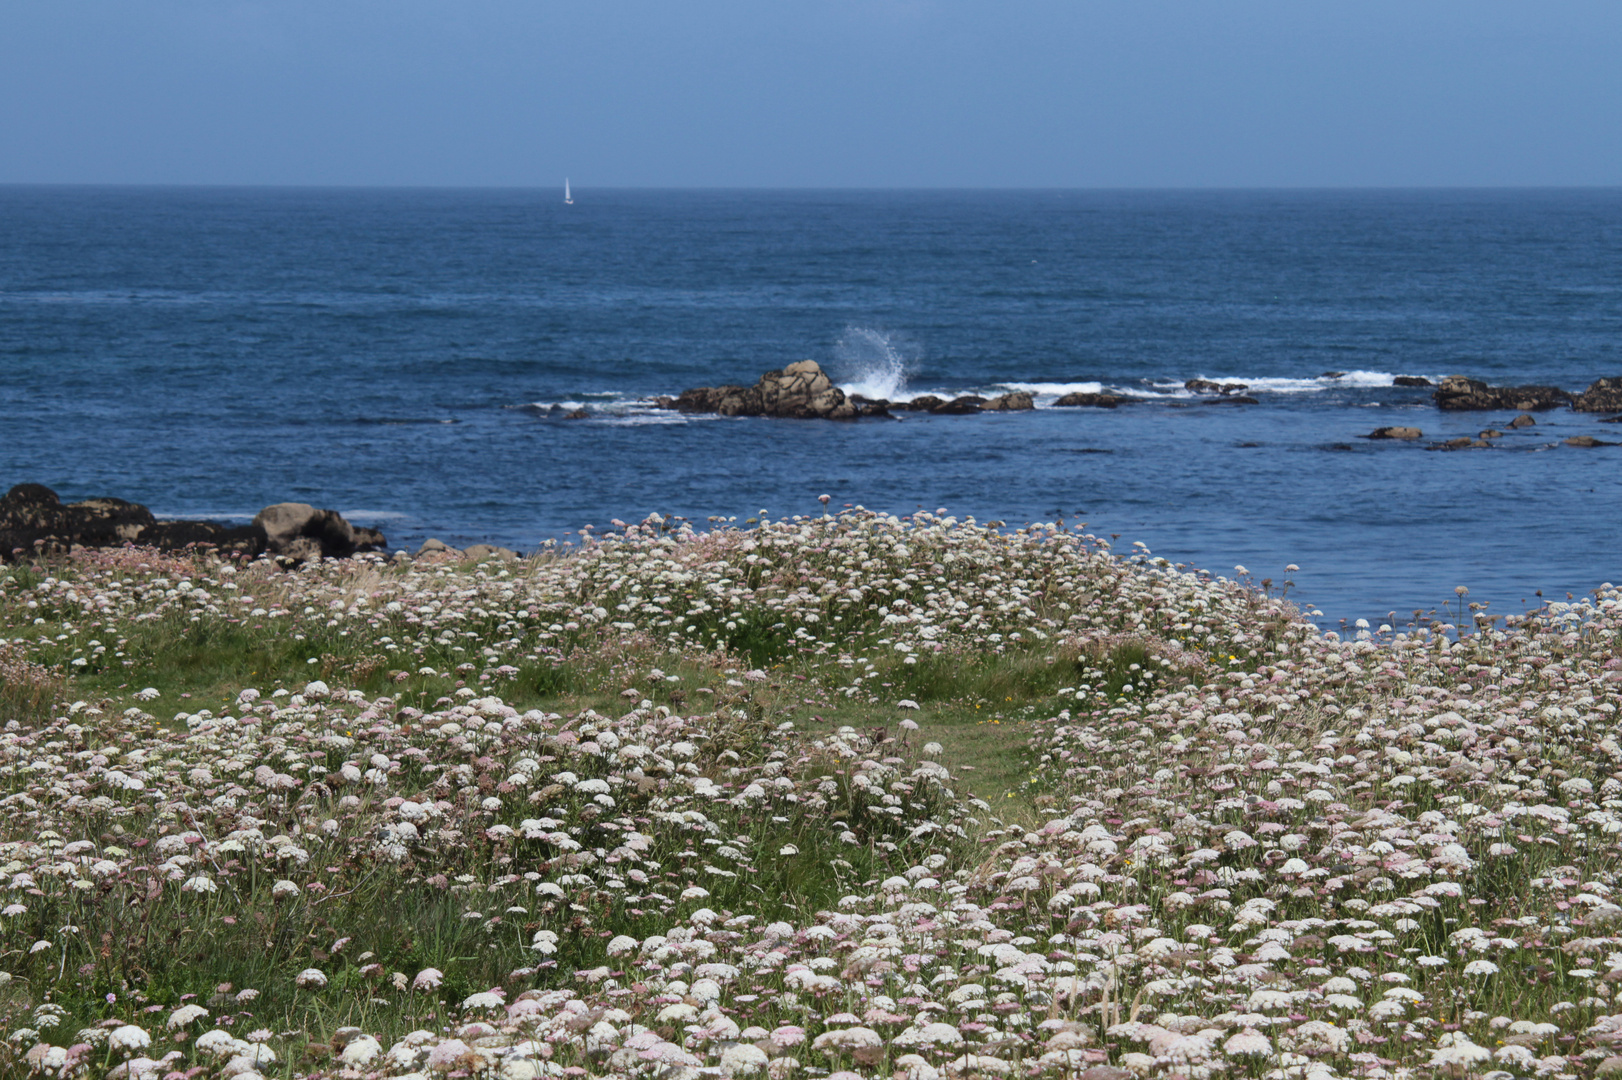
833, 327, 918, 401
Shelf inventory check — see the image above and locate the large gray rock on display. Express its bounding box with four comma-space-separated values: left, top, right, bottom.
1433, 375, 1572, 412
252, 503, 386, 562
1574, 377, 1622, 413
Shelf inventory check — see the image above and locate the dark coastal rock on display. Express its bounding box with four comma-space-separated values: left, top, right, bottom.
1508, 413, 1537, 429
1433, 375, 1573, 412
1574, 377, 1622, 413
892, 395, 944, 412
0, 484, 265, 561
675, 383, 762, 416
1200, 395, 1260, 405
1185, 379, 1250, 395
1565, 435, 1619, 448
981, 391, 1034, 412
563, 409, 589, 420
1320, 371, 1346, 379
1365, 426, 1423, 440
1479, 429, 1505, 439
0, 485, 155, 556
674, 361, 859, 420
931, 395, 986, 415
1429, 437, 1493, 451
1393, 376, 1434, 388
1054, 392, 1132, 408
253, 503, 388, 562
0, 484, 382, 564
845, 394, 896, 418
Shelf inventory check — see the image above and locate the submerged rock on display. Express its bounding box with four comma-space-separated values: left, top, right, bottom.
1508, 413, 1537, 429
1565, 435, 1620, 448
1366, 427, 1423, 440
1433, 375, 1572, 412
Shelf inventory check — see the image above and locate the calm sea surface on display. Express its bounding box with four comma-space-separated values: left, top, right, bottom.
2, 186, 1620, 625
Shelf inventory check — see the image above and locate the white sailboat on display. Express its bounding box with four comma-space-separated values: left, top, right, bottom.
564, 179, 573, 205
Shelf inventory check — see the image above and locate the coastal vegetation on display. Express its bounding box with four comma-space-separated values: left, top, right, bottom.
0, 510, 1619, 1079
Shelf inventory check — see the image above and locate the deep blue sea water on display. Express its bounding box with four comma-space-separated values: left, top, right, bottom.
2, 186, 1620, 626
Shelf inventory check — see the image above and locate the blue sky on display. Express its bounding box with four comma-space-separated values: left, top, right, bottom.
3, 1, 1620, 187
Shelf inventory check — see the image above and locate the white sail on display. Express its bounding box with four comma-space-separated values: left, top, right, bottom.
564, 179, 573, 205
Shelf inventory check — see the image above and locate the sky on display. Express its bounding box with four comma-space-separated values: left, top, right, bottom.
2, 1, 1620, 188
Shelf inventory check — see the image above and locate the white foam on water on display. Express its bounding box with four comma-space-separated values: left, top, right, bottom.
995, 381, 1106, 398
598, 413, 712, 427
1168, 370, 1419, 394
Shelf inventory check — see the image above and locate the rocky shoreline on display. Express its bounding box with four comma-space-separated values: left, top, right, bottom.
0, 484, 388, 564
657, 363, 1622, 421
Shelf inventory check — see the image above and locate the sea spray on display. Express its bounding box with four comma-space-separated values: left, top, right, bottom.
832, 326, 917, 401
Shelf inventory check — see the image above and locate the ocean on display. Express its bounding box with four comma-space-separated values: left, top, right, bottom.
2, 186, 1619, 627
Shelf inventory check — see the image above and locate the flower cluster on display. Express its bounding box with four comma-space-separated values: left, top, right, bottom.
0, 516, 1617, 1080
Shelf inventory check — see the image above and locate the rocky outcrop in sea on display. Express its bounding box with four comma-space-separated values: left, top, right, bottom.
669, 360, 887, 420
1433, 375, 1573, 412
667, 361, 1042, 418
0, 484, 386, 564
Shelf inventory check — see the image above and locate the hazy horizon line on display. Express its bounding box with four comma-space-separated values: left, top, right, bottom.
4, 182, 1622, 194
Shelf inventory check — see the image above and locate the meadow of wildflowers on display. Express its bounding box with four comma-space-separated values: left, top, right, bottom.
0, 509, 1619, 1080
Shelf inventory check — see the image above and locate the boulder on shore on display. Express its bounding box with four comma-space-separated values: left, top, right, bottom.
1508, 413, 1537, 429
1366, 427, 1423, 440
253, 503, 387, 563
0, 485, 385, 564
1433, 375, 1572, 412
1573, 377, 1622, 413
